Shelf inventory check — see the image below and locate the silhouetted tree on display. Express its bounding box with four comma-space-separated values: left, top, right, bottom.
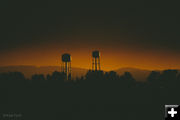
105, 71, 119, 81
147, 71, 161, 87
46, 71, 66, 86
120, 72, 135, 86
177, 73, 180, 90
159, 69, 178, 88
51, 71, 66, 81
0, 72, 26, 87
85, 70, 105, 82
31, 74, 46, 85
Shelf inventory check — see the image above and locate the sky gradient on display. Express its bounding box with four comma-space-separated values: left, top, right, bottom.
1, 0, 180, 70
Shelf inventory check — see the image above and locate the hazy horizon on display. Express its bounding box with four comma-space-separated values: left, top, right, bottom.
0, 65, 179, 71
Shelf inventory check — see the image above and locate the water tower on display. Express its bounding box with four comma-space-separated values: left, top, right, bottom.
92, 50, 101, 71
61, 53, 71, 80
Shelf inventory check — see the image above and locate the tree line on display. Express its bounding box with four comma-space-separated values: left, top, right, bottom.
0, 69, 180, 120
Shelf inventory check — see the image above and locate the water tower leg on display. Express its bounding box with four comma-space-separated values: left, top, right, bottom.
98, 57, 100, 70
69, 62, 71, 80
92, 57, 94, 71
65, 62, 68, 80
95, 58, 97, 71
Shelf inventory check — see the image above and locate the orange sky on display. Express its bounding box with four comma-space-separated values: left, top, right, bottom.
0, 39, 180, 71
1, 0, 180, 71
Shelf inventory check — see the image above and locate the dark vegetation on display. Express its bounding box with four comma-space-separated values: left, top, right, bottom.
0, 70, 180, 120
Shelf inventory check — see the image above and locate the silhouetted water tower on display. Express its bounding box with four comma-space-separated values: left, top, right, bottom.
61, 53, 71, 80
92, 50, 101, 71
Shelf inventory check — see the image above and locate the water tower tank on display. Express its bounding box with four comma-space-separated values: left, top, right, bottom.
62, 53, 71, 62
92, 51, 100, 58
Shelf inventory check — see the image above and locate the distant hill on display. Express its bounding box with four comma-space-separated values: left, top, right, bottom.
1, 66, 175, 81
115, 67, 152, 81
0, 66, 88, 79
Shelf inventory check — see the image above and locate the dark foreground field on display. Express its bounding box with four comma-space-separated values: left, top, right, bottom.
0, 70, 180, 120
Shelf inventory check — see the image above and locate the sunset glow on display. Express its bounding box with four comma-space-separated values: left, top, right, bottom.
1, 38, 180, 71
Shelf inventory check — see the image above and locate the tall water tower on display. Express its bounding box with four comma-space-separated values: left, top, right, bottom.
61, 53, 71, 80
92, 50, 101, 71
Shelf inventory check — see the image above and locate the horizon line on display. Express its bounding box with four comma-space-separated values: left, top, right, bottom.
0, 65, 179, 71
